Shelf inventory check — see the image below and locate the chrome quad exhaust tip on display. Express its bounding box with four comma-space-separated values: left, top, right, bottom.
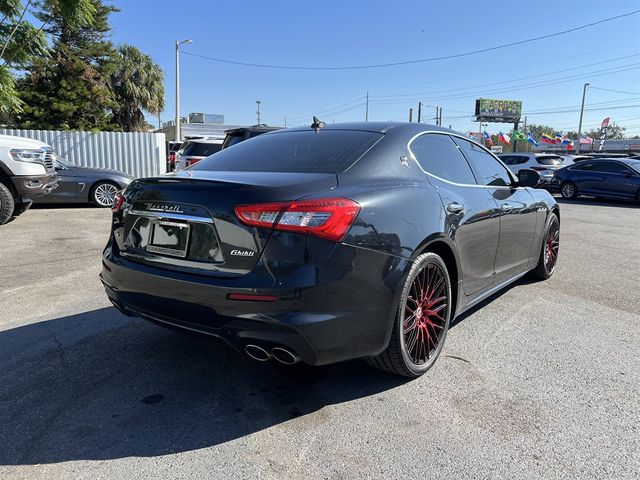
271, 347, 301, 365
245, 344, 271, 362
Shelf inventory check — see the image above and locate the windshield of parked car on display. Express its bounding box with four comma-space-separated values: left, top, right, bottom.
536, 155, 563, 166
191, 130, 383, 173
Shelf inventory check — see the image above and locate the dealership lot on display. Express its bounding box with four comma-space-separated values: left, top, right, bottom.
0, 201, 639, 479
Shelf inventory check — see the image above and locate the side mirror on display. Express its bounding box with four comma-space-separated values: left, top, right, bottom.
518, 169, 540, 188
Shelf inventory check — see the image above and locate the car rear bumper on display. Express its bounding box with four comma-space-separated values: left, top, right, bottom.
100, 243, 409, 366
11, 173, 58, 199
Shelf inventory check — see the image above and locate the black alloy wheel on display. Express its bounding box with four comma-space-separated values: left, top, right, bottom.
532, 213, 560, 280
368, 252, 452, 377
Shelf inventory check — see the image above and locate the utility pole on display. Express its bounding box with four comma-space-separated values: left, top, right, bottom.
284, 115, 287, 128
576, 82, 590, 154
512, 119, 519, 153
437, 107, 442, 126
417, 102, 422, 123
365, 92, 369, 122
175, 39, 193, 142
256, 100, 261, 124
409, 108, 413, 122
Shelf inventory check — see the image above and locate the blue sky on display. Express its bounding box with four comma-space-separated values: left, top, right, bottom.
109, 0, 640, 135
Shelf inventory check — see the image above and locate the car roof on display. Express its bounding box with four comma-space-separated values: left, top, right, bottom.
277, 121, 456, 136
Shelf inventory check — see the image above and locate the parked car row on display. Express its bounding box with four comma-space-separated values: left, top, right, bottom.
497, 152, 640, 204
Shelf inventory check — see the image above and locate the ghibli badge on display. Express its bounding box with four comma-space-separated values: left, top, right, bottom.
230, 249, 256, 257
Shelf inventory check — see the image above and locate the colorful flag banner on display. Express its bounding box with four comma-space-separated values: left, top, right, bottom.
579, 136, 593, 145
599, 117, 610, 152
527, 133, 539, 146
514, 130, 527, 141
483, 131, 493, 146
540, 133, 556, 144
499, 132, 511, 144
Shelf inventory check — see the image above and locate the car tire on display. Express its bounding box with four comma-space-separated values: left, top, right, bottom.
368, 252, 452, 378
531, 212, 560, 280
560, 181, 577, 199
91, 181, 120, 208
0, 182, 15, 225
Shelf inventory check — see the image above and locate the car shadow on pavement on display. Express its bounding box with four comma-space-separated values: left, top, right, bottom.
0, 307, 407, 465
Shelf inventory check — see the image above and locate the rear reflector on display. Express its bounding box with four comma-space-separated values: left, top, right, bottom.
235, 197, 360, 242
228, 293, 279, 302
112, 191, 125, 212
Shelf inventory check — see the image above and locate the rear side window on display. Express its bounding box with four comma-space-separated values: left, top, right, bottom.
182, 141, 223, 157
410, 134, 476, 184
193, 130, 383, 173
452, 137, 512, 187
595, 162, 632, 174
536, 155, 562, 166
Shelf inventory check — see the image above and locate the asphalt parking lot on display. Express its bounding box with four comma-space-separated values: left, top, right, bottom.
1, 200, 639, 479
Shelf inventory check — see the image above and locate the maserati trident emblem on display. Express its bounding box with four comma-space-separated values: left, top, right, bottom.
145, 203, 184, 214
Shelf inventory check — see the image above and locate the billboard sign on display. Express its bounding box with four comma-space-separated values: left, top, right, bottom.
475, 98, 522, 122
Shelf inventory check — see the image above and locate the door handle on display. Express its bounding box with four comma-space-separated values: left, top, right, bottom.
446, 202, 464, 214
501, 203, 513, 212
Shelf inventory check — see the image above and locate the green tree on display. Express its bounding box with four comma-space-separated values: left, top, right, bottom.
586, 123, 626, 140
0, 0, 95, 122
13, 0, 118, 130
110, 44, 164, 132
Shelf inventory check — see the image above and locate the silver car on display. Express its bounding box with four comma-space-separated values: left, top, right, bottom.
497, 153, 564, 186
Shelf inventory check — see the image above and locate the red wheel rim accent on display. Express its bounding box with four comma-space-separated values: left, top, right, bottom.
402, 264, 448, 366
544, 219, 560, 272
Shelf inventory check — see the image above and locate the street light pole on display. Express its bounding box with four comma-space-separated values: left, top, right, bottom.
256, 100, 261, 124
576, 82, 590, 154
175, 39, 193, 142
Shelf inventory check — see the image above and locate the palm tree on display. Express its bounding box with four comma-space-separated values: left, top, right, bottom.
110, 44, 164, 132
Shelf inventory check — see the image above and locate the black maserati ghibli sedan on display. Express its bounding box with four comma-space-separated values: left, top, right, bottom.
101, 122, 560, 377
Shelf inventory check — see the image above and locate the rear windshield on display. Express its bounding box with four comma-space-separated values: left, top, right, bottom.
192, 130, 383, 173
536, 155, 563, 166
182, 141, 222, 157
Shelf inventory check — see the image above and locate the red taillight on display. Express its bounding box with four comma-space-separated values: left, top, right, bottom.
112, 191, 125, 212
234, 197, 360, 242
169, 152, 176, 161
227, 293, 279, 302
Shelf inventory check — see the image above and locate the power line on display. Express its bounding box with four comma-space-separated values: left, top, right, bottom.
369, 63, 640, 104
181, 10, 640, 71
369, 53, 640, 100
590, 86, 640, 95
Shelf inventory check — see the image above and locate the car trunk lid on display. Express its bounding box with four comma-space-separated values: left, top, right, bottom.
118, 171, 337, 277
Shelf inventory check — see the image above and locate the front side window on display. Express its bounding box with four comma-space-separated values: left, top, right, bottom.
410, 134, 476, 184
452, 137, 512, 187
571, 162, 595, 171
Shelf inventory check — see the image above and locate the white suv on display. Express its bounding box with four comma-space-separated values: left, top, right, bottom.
0, 134, 59, 225
175, 138, 223, 171
497, 153, 565, 187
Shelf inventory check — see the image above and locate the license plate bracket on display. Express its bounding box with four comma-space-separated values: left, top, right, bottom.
146, 220, 191, 258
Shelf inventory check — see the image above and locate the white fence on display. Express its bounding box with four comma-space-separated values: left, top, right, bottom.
0, 129, 166, 178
